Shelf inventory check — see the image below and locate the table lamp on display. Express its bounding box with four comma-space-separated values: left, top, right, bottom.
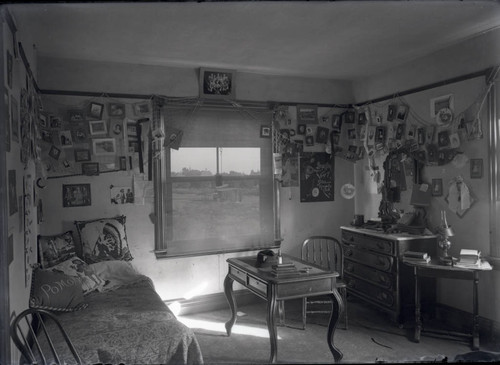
437, 210, 456, 265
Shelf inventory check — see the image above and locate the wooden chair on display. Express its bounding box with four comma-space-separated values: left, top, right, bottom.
11, 308, 82, 365
301, 236, 348, 330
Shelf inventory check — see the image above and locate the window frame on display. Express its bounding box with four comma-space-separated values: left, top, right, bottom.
153, 100, 279, 258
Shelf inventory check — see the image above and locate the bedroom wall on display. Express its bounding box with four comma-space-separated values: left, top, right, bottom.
3, 15, 40, 363
351, 29, 500, 324
36, 57, 355, 301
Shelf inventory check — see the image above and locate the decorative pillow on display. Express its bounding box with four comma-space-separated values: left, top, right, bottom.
29, 268, 88, 312
89, 260, 145, 292
37, 231, 77, 269
74, 215, 133, 264
50, 257, 106, 295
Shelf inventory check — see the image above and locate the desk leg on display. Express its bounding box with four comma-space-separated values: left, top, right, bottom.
472, 271, 480, 350
413, 266, 421, 343
267, 285, 278, 364
327, 290, 344, 362
224, 274, 236, 336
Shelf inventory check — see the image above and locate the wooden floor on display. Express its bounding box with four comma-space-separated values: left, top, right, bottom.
178, 296, 500, 364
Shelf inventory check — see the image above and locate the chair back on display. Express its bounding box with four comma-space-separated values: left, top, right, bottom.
11, 308, 82, 365
301, 236, 343, 275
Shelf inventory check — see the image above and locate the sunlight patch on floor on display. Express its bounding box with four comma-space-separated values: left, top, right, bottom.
177, 316, 282, 339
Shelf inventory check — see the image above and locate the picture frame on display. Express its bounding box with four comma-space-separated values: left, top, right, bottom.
87, 102, 104, 120
81, 162, 99, 176
331, 114, 342, 131
74, 149, 91, 162
48, 145, 61, 160
260, 125, 271, 138
316, 126, 329, 144
430, 94, 454, 118
67, 109, 85, 123
89, 120, 108, 136
109, 119, 124, 136
133, 101, 151, 116
62, 184, 91, 207
297, 104, 318, 124
92, 138, 116, 156
108, 102, 126, 117
387, 104, 397, 121
58, 130, 73, 148
431, 179, 443, 197
49, 116, 62, 129
396, 104, 409, 122
344, 110, 355, 124
199, 67, 236, 100
357, 111, 367, 125
297, 124, 306, 135
470, 159, 483, 179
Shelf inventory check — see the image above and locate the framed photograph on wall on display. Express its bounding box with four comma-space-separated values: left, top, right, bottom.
430, 94, 454, 118
74, 149, 91, 162
67, 109, 85, 123
92, 138, 116, 156
470, 159, 483, 179
297, 104, 318, 124
199, 67, 236, 99
260, 125, 271, 138
431, 178, 443, 196
81, 162, 99, 176
87, 102, 104, 120
62, 183, 91, 207
108, 102, 126, 117
89, 120, 108, 136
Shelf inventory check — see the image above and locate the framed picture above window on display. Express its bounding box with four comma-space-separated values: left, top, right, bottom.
199, 68, 236, 99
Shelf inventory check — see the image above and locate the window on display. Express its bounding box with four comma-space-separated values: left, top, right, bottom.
154, 103, 276, 258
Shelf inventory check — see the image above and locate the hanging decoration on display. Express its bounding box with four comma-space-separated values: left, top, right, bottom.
445, 175, 475, 218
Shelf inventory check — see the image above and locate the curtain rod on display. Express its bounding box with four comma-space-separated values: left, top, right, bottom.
355, 67, 495, 106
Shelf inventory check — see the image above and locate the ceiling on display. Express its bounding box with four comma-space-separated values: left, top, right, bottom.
8, 1, 500, 80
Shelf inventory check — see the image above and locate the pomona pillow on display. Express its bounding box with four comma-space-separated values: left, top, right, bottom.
38, 231, 77, 269
74, 215, 133, 263
50, 257, 106, 295
29, 268, 88, 312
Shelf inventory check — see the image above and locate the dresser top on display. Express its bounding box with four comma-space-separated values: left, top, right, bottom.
341, 225, 436, 241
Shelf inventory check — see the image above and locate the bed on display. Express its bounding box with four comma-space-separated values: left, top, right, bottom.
27, 216, 204, 365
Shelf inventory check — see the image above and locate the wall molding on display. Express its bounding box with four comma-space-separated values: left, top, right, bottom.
436, 303, 500, 345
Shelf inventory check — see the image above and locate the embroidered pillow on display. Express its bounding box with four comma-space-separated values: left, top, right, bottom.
37, 231, 77, 269
50, 257, 106, 295
74, 215, 133, 263
29, 268, 87, 312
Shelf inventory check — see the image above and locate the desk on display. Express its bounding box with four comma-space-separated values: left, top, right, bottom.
405, 260, 492, 350
224, 254, 343, 363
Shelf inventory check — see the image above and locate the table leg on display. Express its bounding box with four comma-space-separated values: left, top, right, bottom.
414, 266, 421, 343
224, 274, 237, 336
267, 285, 278, 364
327, 290, 344, 362
472, 271, 480, 350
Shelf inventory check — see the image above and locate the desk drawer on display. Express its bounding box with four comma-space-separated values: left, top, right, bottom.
344, 259, 395, 290
248, 275, 267, 296
229, 266, 247, 283
343, 245, 394, 273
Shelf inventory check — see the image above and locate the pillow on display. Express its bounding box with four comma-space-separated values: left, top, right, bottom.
74, 215, 133, 264
89, 260, 145, 292
37, 231, 77, 269
50, 257, 106, 295
29, 268, 88, 312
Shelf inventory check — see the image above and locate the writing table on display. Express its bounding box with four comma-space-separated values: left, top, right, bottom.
405, 259, 492, 350
224, 254, 343, 363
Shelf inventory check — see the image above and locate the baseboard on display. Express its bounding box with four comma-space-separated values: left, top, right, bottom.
165, 289, 263, 316
436, 303, 500, 344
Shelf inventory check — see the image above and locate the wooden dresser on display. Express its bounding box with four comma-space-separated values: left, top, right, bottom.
340, 226, 437, 324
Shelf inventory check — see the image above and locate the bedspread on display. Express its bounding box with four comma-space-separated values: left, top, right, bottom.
37, 278, 203, 365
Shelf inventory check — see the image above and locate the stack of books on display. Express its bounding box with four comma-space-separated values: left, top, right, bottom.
402, 251, 431, 264
271, 262, 298, 277
455, 249, 481, 268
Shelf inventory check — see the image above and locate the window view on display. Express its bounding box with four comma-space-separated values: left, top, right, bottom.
170, 147, 261, 242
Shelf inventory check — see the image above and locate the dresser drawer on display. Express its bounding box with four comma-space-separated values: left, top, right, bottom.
247, 275, 267, 296
342, 230, 395, 255
344, 274, 395, 309
344, 259, 395, 290
343, 245, 394, 273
